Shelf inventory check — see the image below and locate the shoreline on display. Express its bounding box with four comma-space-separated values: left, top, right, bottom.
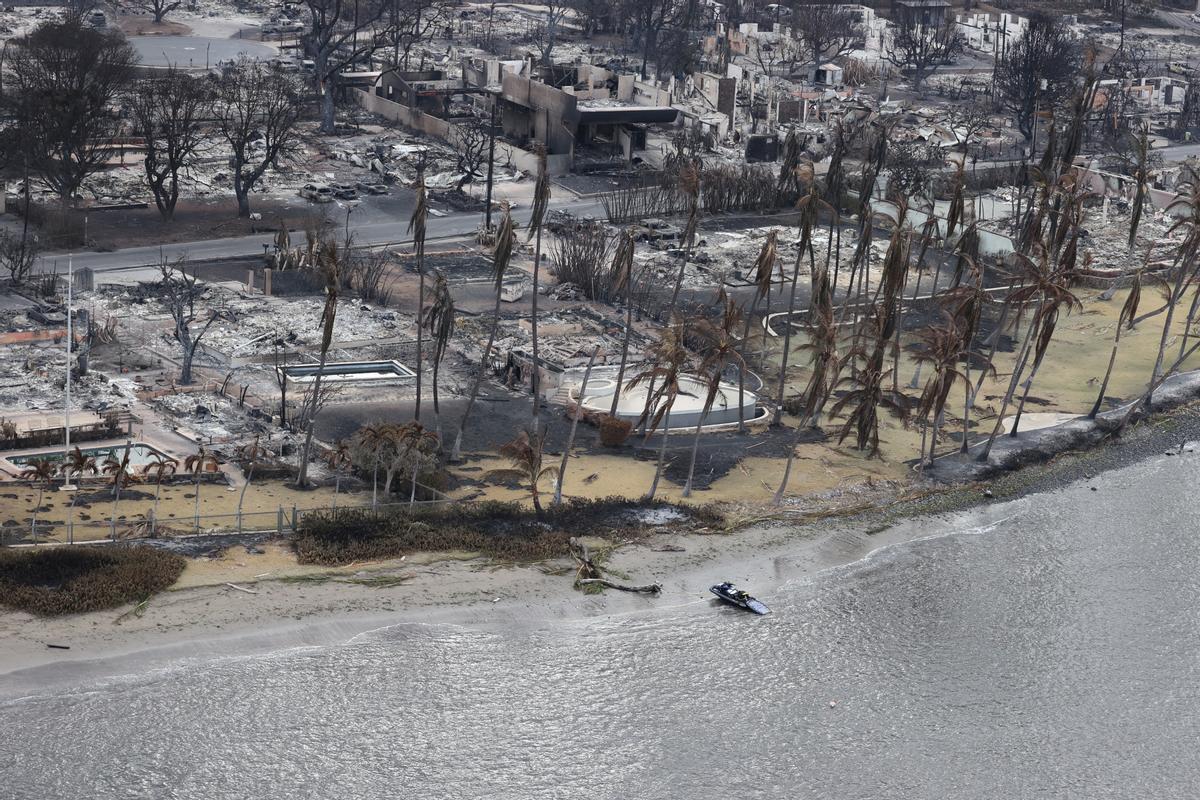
4, 400, 1200, 700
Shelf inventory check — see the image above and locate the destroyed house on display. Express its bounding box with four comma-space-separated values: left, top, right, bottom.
376, 69, 469, 118
893, 0, 951, 27
497, 69, 678, 165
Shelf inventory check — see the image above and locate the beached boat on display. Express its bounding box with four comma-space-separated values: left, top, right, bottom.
709, 582, 770, 615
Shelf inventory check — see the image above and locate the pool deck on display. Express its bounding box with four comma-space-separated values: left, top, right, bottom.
0, 423, 194, 481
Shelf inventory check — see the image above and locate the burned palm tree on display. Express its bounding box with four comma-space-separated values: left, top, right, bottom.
829, 304, 909, 457
452, 207, 517, 461
235, 437, 267, 533
142, 452, 177, 538
774, 166, 831, 426
353, 422, 391, 509
666, 160, 701, 315
1018, 154, 1057, 253
773, 262, 840, 504
683, 290, 744, 498
936, 258, 993, 453
527, 144, 552, 432
325, 439, 353, 509
101, 441, 134, 540
824, 118, 848, 208
424, 270, 456, 443
626, 321, 691, 501
777, 129, 803, 195
1128, 124, 1151, 250
1009, 272, 1082, 437
907, 212, 971, 392
498, 429, 558, 517
64, 446, 98, 488
62, 446, 98, 543
555, 344, 600, 505
840, 124, 891, 315
978, 250, 1081, 458
408, 175, 429, 422
912, 315, 972, 468
185, 445, 220, 534
21, 458, 56, 542
739, 231, 777, 432
1089, 269, 1144, 419
394, 421, 439, 505
795, 257, 841, 429
608, 228, 636, 420
296, 235, 344, 487
1147, 175, 1200, 394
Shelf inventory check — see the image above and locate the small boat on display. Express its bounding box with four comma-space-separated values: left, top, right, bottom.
709, 582, 770, 615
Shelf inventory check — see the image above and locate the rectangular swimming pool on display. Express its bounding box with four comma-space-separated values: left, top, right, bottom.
279, 360, 416, 384
6, 443, 173, 471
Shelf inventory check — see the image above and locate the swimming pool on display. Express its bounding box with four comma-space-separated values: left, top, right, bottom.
5, 443, 173, 471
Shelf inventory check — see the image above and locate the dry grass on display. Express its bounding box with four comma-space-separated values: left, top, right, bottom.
0, 546, 185, 616
293, 498, 722, 566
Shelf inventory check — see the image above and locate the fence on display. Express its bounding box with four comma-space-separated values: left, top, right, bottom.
0, 495, 454, 548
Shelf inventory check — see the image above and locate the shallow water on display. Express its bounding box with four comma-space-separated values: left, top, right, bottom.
3, 451, 1200, 799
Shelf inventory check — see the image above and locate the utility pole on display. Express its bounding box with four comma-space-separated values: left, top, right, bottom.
62, 255, 75, 494
484, 97, 497, 233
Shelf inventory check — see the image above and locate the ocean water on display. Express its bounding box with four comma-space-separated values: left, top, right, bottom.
3, 451, 1199, 799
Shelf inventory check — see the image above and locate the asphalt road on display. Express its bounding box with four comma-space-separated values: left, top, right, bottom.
36, 196, 608, 274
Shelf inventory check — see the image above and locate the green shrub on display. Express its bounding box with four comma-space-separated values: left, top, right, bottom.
0, 546, 186, 616
293, 497, 722, 566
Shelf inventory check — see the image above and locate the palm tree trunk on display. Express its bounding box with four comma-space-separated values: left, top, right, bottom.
737, 302, 757, 433
432, 353, 442, 444
1176, 285, 1200, 364
194, 472, 202, 534
555, 345, 599, 505
452, 288, 505, 461
682, 406, 707, 498
237, 464, 255, 534
645, 403, 672, 501
977, 287, 1015, 395
110, 481, 122, 541
31, 486, 42, 542
610, 284, 634, 417
296, 346, 330, 487
371, 459, 379, 510
978, 306, 1042, 461
960, 361, 974, 454
415, 267, 425, 422
409, 457, 419, 506
1149, 272, 1187, 390
151, 483, 162, 538
759, 280, 772, 364
531, 481, 543, 517
772, 436, 797, 505
1089, 327, 1124, 419
773, 245, 805, 425
1009, 357, 1046, 437
531, 224, 543, 433
929, 392, 949, 465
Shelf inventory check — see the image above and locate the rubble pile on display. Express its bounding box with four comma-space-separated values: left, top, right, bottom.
194, 292, 416, 358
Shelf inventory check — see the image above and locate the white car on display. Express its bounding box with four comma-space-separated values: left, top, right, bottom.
299, 183, 334, 203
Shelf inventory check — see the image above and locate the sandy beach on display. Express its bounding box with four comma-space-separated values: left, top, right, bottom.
0, 508, 946, 699
5, 395, 1200, 701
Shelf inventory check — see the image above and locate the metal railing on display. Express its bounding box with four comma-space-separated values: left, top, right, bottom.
0, 494, 453, 547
